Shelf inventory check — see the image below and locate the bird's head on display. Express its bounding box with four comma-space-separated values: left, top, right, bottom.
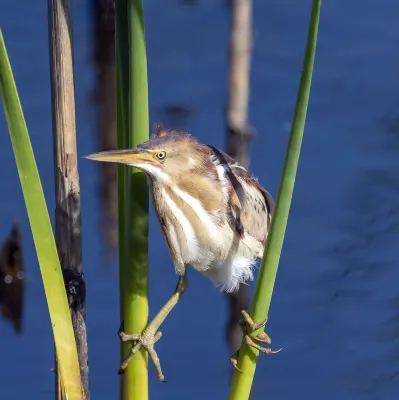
85, 128, 209, 183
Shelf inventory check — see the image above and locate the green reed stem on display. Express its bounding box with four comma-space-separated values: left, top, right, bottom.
115, 0, 150, 398
115, 0, 128, 394
228, 1, 321, 399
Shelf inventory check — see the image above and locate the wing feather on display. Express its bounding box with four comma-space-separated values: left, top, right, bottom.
206, 145, 274, 244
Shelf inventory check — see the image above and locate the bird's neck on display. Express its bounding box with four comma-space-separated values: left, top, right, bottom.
150, 173, 226, 220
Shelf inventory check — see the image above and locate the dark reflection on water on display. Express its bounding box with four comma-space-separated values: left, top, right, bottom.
91, 0, 118, 251
155, 104, 194, 130
0, 224, 24, 333
1, 0, 399, 399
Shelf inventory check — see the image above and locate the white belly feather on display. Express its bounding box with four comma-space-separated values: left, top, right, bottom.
157, 186, 259, 293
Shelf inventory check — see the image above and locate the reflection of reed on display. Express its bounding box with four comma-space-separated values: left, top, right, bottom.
225, 0, 254, 358
156, 105, 193, 131
92, 0, 118, 250
0, 223, 24, 333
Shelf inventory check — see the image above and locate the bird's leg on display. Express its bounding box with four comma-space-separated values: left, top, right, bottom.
118, 270, 189, 381
230, 310, 279, 372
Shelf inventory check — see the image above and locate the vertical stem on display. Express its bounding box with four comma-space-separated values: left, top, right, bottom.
47, 1, 89, 399
116, 61, 126, 400
225, 0, 254, 356
115, 0, 149, 398
228, 1, 321, 399
115, 1, 129, 398
124, 1, 150, 398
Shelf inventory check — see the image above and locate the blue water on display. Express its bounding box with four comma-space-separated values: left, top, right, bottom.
2, 0, 399, 398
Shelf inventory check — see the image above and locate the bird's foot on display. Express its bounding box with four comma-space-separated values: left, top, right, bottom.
240, 310, 272, 344
118, 321, 165, 382
229, 310, 281, 372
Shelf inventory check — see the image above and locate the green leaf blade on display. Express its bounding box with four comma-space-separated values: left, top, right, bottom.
0, 29, 83, 400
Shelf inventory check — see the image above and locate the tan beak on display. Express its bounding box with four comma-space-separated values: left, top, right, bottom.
84, 148, 151, 164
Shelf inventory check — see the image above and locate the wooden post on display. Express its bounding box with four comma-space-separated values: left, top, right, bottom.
225, 0, 254, 356
47, 1, 89, 398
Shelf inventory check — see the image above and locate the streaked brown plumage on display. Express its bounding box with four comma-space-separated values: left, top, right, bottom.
85, 126, 276, 380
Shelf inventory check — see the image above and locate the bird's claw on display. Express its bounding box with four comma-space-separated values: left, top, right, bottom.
118, 321, 165, 382
229, 310, 280, 372
249, 331, 271, 344
229, 350, 242, 373
244, 334, 281, 355
118, 320, 125, 337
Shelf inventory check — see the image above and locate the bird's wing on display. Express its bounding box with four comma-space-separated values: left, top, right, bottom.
206, 145, 274, 244
237, 172, 274, 245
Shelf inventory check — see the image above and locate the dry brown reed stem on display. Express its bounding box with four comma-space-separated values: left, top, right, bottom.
48, 0, 89, 398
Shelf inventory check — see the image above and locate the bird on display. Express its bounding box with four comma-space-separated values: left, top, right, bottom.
85, 126, 277, 381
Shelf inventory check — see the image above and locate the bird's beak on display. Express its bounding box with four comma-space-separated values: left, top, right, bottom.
84, 148, 151, 165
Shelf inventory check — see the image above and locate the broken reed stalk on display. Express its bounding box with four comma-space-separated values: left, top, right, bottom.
225, 0, 254, 355
115, 0, 150, 398
228, 1, 321, 398
47, 0, 89, 398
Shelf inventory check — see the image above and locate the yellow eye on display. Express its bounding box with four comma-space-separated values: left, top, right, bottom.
156, 151, 166, 160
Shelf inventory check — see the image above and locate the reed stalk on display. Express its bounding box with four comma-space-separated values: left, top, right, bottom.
0, 29, 84, 400
47, 0, 89, 398
115, 0, 128, 351
115, 0, 150, 398
228, 1, 321, 398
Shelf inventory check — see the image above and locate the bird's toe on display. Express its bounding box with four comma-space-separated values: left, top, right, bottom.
240, 310, 267, 331
249, 331, 271, 344
237, 309, 280, 356
118, 328, 165, 381
244, 334, 281, 355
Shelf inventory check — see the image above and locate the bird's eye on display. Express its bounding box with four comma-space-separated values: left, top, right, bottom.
156, 151, 166, 160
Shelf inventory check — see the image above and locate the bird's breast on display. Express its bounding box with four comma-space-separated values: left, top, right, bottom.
151, 183, 230, 266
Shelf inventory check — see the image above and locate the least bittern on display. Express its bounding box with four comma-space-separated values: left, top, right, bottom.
86, 127, 277, 381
